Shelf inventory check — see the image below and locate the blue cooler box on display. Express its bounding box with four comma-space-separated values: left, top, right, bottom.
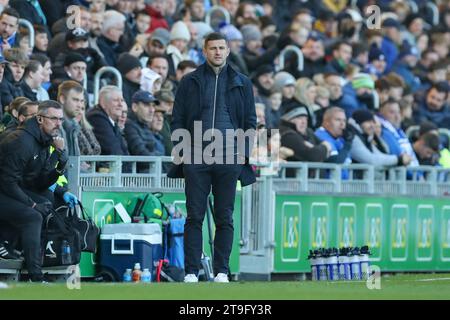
100, 223, 163, 281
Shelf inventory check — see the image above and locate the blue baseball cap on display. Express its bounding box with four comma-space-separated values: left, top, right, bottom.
132, 90, 159, 105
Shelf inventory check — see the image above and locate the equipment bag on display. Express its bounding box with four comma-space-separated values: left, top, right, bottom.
41, 209, 82, 267
57, 202, 100, 253
163, 217, 185, 269
155, 259, 185, 282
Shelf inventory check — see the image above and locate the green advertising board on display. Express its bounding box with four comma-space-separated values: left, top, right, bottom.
274, 194, 450, 273
78, 190, 241, 278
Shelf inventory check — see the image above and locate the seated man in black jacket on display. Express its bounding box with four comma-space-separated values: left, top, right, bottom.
86, 85, 129, 158
0, 100, 68, 282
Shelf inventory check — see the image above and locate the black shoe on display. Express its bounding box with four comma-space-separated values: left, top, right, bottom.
29, 274, 51, 284
0, 242, 22, 260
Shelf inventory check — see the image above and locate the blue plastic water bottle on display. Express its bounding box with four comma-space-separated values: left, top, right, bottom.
141, 268, 152, 283
123, 269, 132, 282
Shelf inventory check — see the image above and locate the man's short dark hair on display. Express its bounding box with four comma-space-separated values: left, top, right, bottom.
30, 53, 50, 67
147, 54, 169, 67
203, 32, 228, 48
38, 100, 62, 115
0, 8, 20, 21
24, 60, 42, 78
136, 10, 150, 18
380, 98, 400, 110
177, 60, 197, 71
429, 81, 449, 98
333, 40, 351, 52
421, 132, 440, 153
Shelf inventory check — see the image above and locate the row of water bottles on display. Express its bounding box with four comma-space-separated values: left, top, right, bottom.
123, 263, 152, 283
308, 246, 371, 281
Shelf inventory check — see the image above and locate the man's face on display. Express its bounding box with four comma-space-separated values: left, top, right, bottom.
147, 39, 166, 56
257, 72, 274, 90
381, 102, 402, 128
221, 0, 239, 17
150, 57, 169, 81
292, 116, 308, 135
325, 111, 346, 137
39, 108, 64, 137
388, 86, 403, 101
35, 32, 48, 51
361, 120, 375, 137
325, 76, 342, 100
335, 44, 352, 65
0, 13, 18, 39
426, 88, 446, 111
90, 13, 103, 37
294, 13, 313, 31
429, 68, 447, 84
133, 101, 155, 124
9, 62, 25, 82
29, 64, 45, 89
102, 90, 124, 121
66, 61, 87, 83
136, 14, 151, 34
203, 39, 230, 67
42, 61, 52, 82
302, 39, 324, 61
80, 10, 92, 31
62, 89, 85, 119
126, 66, 142, 84
106, 22, 125, 43
190, 1, 205, 20
151, 111, 164, 132
150, 0, 166, 14
282, 85, 295, 99
416, 142, 437, 161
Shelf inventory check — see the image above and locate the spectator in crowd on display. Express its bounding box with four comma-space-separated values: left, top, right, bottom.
292, 77, 320, 128
252, 64, 274, 125
413, 132, 441, 166
414, 49, 440, 84
220, 23, 248, 75
280, 104, 331, 172
75, 102, 101, 156
32, 24, 48, 55
0, 100, 37, 142
155, 89, 175, 155
145, 0, 169, 32
273, 71, 296, 108
268, 89, 282, 129
0, 100, 68, 282
49, 53, 87, 100
418, 60, 449, 93
391, 41, 421, 93
147, 54, 172, 92
352, 43, 369, 69
184, 0, 206, 22
0, 96, 29, 130
323, 72, 359, 119
299, 35, 327, 79
166, 21, 191, 78
57, 80, 85, 156
0, 48, 28, 108
132, 9, 151, 38
376, 99, 419, 167
116, 53, 142, 108
97, 10, 126, 66
30, 53, 52, 101
88, 11, 105, 60
255, 102, 265, 127
0, 8, 20, 56
172, 59, 196, 93
348, 109, 411, 167
142, 28, 170, 65
315, 106, 353, 167
20, 59, 44, 102
87, 85, 129, 157
220, 0, 240, 19
380, 18, 402, 73
413, 82, 450, 128
117, 100, 128, 132
366, 44, 387, 79
324, 40, 352, 77
150, 102, 166, 156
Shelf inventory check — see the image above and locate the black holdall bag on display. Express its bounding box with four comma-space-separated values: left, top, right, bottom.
41, 208, 82, 267
57, 202, 100, 253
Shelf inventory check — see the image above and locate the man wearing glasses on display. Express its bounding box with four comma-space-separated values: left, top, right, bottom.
0, 100, 69, 282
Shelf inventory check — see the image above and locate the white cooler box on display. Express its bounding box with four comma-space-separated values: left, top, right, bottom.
100, 223, 163, 281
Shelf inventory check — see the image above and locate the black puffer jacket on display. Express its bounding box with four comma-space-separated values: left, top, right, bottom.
0, 66, 24, 108
0, 117, 64, 206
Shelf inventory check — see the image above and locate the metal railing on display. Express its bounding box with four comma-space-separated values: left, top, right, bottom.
19, 19, 35, 49
277, 45, 304, 73
93, 67, 123, 105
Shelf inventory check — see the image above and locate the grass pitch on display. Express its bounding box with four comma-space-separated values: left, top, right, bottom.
1, 273, 450, 300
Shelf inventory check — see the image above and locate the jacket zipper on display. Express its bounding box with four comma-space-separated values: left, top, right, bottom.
212, 73, 219, 131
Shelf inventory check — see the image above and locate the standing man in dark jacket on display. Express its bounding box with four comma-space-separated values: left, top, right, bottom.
168, 32, 256, 283
0, 100, 68, 282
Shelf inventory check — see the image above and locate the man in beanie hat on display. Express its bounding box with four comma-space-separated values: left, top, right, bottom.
116, 53, 143, 108
280, 104, 331, 177
48, 53, 87, 100
348, 109, 411, 167
366, 44, 386, 78
168, 32, 256, 283
351, 73, 377, 111
166, 21, 191, 76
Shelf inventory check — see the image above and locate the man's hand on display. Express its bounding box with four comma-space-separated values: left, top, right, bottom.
63, 192, 78, 208
400, 153, 412, 166
129, 42, 144, 57
52, 136, 65, 151
33, 201, 53, 217
55, 149, 68, 173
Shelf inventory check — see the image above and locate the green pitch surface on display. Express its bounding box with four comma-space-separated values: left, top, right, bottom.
1, 274, 450, 300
